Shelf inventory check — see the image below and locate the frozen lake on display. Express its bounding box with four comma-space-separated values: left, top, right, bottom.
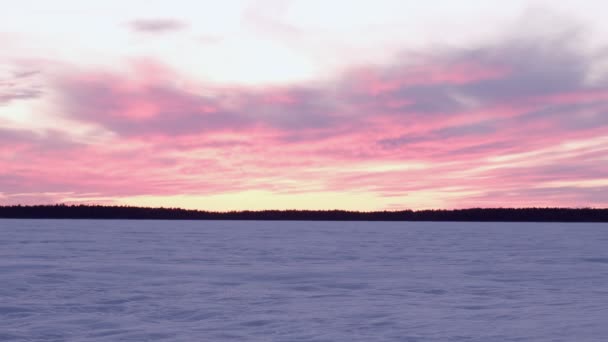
1, 220, 607, 341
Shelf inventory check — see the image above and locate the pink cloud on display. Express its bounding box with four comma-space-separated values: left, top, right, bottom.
2, 30, 608, 208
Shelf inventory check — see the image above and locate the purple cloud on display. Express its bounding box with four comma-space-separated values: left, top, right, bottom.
128, 19, 187, 33
0, 69, 43, 105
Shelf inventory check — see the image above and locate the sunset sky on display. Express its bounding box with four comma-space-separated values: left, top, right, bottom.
1, 0, 607, 210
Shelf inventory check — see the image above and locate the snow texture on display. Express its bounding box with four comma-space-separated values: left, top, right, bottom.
1, 220, 607, 341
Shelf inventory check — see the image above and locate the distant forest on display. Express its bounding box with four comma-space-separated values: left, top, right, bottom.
0, 205, 607, 222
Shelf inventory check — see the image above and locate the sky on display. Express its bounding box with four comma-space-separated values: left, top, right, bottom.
1, 0, 607, 210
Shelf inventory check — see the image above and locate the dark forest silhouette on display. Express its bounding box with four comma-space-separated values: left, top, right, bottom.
0, 205, 607, 222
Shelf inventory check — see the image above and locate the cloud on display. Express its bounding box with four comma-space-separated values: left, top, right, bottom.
0, 89, 42, 105
0, 68, 43, 105
3, 24, 608, 209
128, 19, 187, 33
55, 66, 342, 137
53, 29, 607, 148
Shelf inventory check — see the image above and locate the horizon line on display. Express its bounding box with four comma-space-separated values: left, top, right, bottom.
1, 205, 607, 222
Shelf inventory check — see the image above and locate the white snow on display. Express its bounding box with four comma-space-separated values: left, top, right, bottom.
1, 220, 607, 341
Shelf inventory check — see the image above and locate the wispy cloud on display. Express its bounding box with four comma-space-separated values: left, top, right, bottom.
0, 68, 43, 105
128, 19, 187, 33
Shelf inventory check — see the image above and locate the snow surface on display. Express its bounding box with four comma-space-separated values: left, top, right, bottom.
1, 220, 607, 341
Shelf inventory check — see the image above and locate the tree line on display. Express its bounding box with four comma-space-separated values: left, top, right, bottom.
0, 205, 607, 222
